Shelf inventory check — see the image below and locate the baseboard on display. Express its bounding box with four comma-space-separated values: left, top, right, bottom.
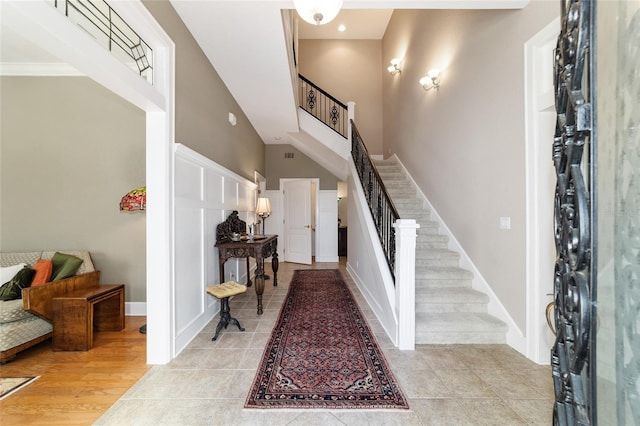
315, 256, 339, 263
125, 302, 146, 316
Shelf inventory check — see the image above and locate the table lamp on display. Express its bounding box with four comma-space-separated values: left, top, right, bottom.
256, 197, 271, 235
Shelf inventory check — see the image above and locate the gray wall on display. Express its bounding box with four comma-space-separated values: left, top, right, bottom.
265, 145, 338, 190
298, 39, 383, 155
143, 0, 264, 181
0, 76, 147, 302
382, 2, 558, 331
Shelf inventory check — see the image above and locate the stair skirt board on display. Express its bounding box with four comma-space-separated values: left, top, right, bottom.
373, 156, 521, 347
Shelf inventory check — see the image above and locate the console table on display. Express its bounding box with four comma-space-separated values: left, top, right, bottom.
216, 235, 278, 315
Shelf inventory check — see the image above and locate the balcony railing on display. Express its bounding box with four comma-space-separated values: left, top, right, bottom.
298, 74, 348, 138
51, 0, 153, 84
351, 120, 399, 281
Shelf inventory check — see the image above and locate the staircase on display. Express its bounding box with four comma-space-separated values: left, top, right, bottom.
373, 157, 508, 344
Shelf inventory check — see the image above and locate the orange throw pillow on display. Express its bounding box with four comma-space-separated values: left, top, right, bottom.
31, 259, 53, 286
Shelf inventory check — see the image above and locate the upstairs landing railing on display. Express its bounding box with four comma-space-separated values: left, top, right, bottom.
350, 120, 400, 281
298, 74, 348, 138
50, 0, 153, 84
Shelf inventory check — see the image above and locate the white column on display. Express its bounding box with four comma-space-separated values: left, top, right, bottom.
394, 219, 419, 350
347, 101, 356, 142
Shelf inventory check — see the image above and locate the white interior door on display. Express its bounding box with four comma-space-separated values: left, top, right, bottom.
284, 179, 312, 264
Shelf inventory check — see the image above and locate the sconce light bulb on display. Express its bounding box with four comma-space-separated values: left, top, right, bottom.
420, 70, 441, 91
387, 58, 401, 75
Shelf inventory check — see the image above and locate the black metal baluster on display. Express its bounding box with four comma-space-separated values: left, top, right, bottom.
350, 121, 400, 281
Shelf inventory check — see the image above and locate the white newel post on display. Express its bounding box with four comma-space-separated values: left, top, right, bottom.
394, 219, 419, 350
347, 101, 356, 142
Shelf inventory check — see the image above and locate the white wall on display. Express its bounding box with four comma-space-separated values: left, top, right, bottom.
346, 168, 398, 344
173, 144, 256, 355
316, 190, 339, 262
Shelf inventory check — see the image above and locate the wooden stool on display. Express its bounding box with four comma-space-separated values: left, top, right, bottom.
206, 281, 247, 341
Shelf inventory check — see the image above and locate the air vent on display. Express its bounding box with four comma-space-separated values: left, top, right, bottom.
284, 152, 295, 159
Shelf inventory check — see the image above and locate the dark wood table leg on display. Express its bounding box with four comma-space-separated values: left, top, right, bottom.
272, 252, 279, 286
218, 257, 225, 284
255, 257, 265, 315
245, 257, 252, 287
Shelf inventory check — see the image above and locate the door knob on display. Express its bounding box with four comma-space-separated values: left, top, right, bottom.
304, 225, 310, 228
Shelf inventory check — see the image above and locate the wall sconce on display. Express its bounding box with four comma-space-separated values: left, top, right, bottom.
387, 58, 401, 75
420, 69, 441, 91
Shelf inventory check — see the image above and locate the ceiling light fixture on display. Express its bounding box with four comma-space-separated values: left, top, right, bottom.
294, 0, 343, 26
420, 69, 441, 91
387, 58, 401, 75
338, 24, 346, 32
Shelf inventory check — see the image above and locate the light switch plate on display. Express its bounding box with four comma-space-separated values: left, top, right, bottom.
500, 216, 511, 230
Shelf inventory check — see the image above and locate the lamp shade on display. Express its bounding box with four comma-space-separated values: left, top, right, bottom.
293, 0, 343, 25
120, 186, 146, 211
256, 197, 272, 217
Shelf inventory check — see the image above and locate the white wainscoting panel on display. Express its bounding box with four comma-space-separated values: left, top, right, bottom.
223, 177, 238, 210
173, 144, 256, 356
205, 169, 224, 208
175, 206, 205, 340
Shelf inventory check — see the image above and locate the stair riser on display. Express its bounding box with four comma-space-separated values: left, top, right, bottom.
415, 302, 487, 313
417, 242, 449, 250
416, 227, 441, 235
384, 181, 412, 188
416, 279, 472, 288
394, 199, 424, 206
380, 177, 409, 184
415, 249, 459, 259
398, 209, 432, 220
379, 173, 405, 179
388, 188, 418, 195
416, 269, 473, 280
401, 217, 434, 224
415, 258, 460, 268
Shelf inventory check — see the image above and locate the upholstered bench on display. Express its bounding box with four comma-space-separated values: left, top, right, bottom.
206, 281, 246, 341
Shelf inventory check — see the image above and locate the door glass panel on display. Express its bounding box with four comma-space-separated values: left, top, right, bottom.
596, 1, 640, 423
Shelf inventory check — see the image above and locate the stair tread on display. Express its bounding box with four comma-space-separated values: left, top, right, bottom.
416, 312, 507, 331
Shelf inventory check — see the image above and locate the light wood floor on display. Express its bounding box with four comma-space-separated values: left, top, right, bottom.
0, 316, 149, 425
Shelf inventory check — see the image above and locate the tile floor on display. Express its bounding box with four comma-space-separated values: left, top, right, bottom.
96, 260, 554, 425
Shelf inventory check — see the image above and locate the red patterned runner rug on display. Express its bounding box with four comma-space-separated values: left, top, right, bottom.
245, 269, 409, 409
